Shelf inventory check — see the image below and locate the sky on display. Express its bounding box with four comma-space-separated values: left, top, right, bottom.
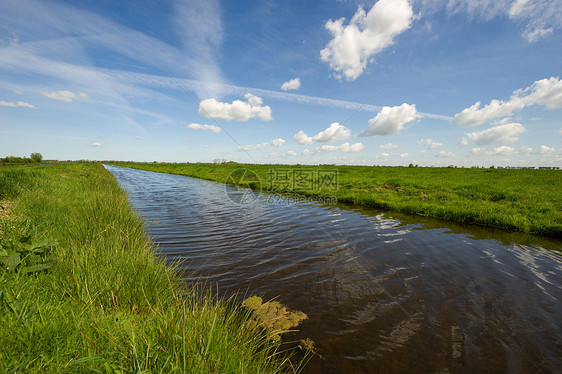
1, 0, 561, 167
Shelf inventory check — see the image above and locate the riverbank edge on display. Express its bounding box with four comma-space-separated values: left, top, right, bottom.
110, 162, 562, 238
0, 163, 302, 373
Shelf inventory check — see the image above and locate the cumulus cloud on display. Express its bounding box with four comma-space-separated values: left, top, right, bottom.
520, 145, 556, 154
452, 76, 562, 126
238, 137, 285, 151
281, 78, 301, 91
294, 123, 351, 145
417, 138, 443, 149
465, 122, 526, 145
187, 123, 222, 133
271, 138, 286, 147
320, 142, 364, 153
89, 142, 101, 147
358, 103, 420, 137
238, 142, 269, 151
198, 93, 272, 121
380, 142, 399, 150
437, 151, 455, 157
41, 90, 76, 102
320, 0, 415, 81
492, 145, 516, 155
400, 152, 409, 158
312, 122, 351, 142
294, 130, 313, 145
0, 100, 36, 109
459, 137, 469, 146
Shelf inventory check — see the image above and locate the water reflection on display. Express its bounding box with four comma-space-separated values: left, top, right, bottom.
105, 165, 562, 373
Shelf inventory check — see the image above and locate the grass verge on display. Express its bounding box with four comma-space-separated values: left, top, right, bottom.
0, 163, 303, 373
112, 162, 562, 237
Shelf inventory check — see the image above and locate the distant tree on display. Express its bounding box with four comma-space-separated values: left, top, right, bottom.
30, 153, 43, 163
408, 163, 414, 168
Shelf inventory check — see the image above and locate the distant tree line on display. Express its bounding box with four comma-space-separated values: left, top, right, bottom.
1, 153, 43, 165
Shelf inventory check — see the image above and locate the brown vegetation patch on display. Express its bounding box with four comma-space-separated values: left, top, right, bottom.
0, 201, 15, 220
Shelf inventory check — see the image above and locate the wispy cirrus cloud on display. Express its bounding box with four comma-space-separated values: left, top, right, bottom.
417, 0, 562, 42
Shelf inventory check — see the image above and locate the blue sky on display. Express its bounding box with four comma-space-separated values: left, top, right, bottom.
1, 0, 561, 166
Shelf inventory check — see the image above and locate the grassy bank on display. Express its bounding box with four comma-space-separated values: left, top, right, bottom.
0, 163, 302, 373
112, 162, 562, 237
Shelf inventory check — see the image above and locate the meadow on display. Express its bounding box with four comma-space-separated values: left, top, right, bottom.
0, 163, 305, 373
114, 162, 562, 237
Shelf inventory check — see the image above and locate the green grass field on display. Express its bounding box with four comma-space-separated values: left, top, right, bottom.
0, 163, 304, 373
113, 162, 562, 237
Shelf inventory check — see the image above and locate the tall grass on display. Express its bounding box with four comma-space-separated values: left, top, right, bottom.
112, 162, 562, 237
0, 163, 302, 373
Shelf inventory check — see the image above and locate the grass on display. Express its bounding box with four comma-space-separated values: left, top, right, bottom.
0, 163, 304, 373
112, 162, 562, 237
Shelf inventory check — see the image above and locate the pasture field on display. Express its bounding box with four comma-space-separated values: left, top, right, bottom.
114, 162, 562, 237
0, 163, 303, 373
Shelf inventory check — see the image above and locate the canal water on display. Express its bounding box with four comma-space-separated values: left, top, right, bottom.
104, 165, 562, 373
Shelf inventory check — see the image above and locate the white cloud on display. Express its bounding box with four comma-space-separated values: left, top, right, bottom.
238, 137, 285, 151
492, 145, 516, 155
459, 137, 469, 146
198, 94, 272, 121
294, 123, 351, 145
359, 103, 420, 137
41, 90, 76, 102
134, 136, 144, 140
437, 151, 455, 157
312, 122, 351, 143
520, 145, 556, 154
187, 123, 222, 133
89, 142, 102, 147
470, 147, 485, 155
294, 130, 313, 145
417, 138, 443, 149
238, 142, 269, 151
0, 100, 36, 109
281, 78, 301, 91
452, 76, 562, 126
79, 92, 89, 99
302, 149, 311, 155
173, 0, 225, 98
271, 138, 286, 147
465, 123, 526, 145
285, 150, 297, 156
320, 142, 364, 153
420, 0, 561, 43
538, 145, 556, 153
400, 152, 409, 158
13, 89, 24, 94
320, 0, 415, 81
380, 142, 399, 150
380, 152, 390, 157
